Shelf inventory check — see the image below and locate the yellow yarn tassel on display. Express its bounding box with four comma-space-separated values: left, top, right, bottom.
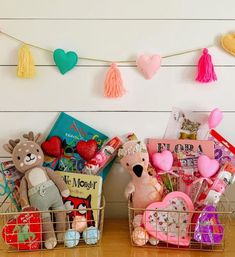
17, 44, 36, 78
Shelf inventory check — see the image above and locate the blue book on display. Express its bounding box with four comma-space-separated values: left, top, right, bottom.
0, 160, 23, 211
43, 112, 112, 180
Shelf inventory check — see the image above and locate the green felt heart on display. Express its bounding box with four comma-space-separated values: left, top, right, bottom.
53, 49, 78, 75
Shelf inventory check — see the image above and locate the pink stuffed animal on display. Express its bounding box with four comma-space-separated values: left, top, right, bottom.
118, 140, 163, 209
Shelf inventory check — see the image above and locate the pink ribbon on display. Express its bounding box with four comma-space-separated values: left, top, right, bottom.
158, 169, 179, 177
193, 177, 213, 186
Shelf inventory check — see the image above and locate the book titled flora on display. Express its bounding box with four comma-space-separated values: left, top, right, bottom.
147, 139, 214, 158
56, 171, 102, 227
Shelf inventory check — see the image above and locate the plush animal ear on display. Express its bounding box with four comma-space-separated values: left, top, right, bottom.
3, 139, 20, 154
23, 131, 34, 141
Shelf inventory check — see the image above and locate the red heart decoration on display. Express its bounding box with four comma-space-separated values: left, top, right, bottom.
41, 136, 62, 157
76, 140, 98, 161
2, 207, 42, 250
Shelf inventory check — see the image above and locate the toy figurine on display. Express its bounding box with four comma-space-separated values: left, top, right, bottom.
118, 140, 163, 209
3, 132, 70, 249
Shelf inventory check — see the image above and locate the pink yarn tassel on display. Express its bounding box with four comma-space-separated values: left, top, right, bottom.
196, 48, 217, 83
104, 63, 126, 98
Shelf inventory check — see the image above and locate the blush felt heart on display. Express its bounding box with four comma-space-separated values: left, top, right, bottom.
2, 207, 42, 250
198, 155, 219, 178
143, 192, 194, 246
76, 139, 98, 161
136, 54, 161, 80
53, 49, 78, 75
152, 150, 173, 171
221, 33, 235, 56
194, 205, 224, 245
41, 136, 62, 158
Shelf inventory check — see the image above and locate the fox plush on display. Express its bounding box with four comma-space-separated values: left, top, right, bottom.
118, 140, 163, 209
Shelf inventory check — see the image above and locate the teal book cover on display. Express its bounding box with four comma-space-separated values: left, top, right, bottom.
43, 112, 111, 180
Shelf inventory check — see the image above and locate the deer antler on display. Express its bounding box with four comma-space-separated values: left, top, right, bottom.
3, 139, 20, 154
9, 139, 20, 148
23, 131, 34, 141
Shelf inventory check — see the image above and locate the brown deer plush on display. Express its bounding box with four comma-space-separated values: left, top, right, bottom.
3, 132, 69, 249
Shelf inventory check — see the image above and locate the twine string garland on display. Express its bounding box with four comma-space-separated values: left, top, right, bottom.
0, 29, 218, 97
0, 30, 215, 63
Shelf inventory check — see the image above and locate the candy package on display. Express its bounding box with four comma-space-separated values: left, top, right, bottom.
164, 108, 209, 140
209, 129, 235, 166
176, 151, 201, 198
83, 137, 122, 175
197, 162, 235, 206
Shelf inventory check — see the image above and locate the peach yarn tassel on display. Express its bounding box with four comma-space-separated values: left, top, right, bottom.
104, 63, 126, 98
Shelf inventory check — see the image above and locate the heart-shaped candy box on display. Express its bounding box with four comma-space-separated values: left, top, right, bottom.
143, 192, 194, 246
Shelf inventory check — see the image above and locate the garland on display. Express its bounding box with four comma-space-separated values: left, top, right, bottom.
0, 29, 234, 98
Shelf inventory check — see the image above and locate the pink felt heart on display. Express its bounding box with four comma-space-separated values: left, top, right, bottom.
143, 192, 194, 246
152, 150, 173, 171
198, 155, 219, 178
208, 108, 223, 129
136, 54, 161, 80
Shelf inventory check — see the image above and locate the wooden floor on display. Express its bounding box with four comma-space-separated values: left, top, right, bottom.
2, 219, 235, 257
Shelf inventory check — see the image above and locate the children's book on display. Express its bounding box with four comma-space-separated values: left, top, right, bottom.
147, 139, 214, 158
56, 171, 102, 227
0, 160, 23, 211
43, 112, 111, 179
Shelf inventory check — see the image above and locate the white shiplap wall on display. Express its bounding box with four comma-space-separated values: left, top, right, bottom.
0, 0, 235, 218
